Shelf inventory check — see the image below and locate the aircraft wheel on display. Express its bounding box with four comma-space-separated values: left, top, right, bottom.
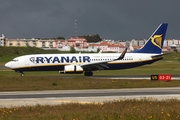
84, 72, 88, 76
89, 71, 93, 76
20, 72, 24, 77
84, 71, 93, 76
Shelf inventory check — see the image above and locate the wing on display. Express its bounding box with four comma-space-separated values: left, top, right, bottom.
80, 48, 127, 71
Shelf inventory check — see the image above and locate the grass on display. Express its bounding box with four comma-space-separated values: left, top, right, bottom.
0, 99, 180, 120
1, 52, 180, 76
1, 60, 180, 76
0, 51, 180, 119
0, 54, 180, 91
1, 76, 180, 91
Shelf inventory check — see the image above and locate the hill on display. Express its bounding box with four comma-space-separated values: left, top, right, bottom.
0, 46, 66, 57
0, 46, 180, 63
0, 46, 67, 63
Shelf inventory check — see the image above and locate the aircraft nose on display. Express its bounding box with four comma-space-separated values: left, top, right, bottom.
5, 62, 11, 68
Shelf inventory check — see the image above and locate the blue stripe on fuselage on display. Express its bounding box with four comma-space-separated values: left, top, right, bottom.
14, 58, 161, 72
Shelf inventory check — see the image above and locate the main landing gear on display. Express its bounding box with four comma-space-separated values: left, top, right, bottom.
84, 71, 93, 76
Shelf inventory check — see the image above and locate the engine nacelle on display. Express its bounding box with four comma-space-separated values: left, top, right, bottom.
60, 65, 83, 74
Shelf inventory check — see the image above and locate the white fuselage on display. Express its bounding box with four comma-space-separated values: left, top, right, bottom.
5, 53, 161, 72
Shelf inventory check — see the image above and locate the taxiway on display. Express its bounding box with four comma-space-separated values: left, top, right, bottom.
0, 87, 180, 108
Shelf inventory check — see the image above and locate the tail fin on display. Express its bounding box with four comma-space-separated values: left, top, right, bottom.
132, 23, 168, 54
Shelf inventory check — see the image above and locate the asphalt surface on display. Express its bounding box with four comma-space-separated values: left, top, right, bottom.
91, 76, 180, 80
1, 65, 180, 107
0, 88, 180, 99
0, 87, 180, 108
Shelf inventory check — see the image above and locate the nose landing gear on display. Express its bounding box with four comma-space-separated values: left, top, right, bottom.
15, 70, 24, 77
21, 72, 24, 77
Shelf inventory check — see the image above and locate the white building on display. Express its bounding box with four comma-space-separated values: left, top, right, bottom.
0, 34, 6, 46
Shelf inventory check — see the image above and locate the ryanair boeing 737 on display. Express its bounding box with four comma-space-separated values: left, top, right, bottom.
5, 23, 168, 76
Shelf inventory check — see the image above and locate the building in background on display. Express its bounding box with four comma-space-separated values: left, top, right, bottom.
2, 34, 180, 52
0, 34, 6, 46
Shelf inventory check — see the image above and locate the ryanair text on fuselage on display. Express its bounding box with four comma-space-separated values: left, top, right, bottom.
29, 56, 91, 64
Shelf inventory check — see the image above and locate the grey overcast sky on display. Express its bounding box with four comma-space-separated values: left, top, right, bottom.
0, 0, 180, 40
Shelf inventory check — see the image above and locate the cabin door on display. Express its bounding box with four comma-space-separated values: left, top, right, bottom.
25, 57, 29, 66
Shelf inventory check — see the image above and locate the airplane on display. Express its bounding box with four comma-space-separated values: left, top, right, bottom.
5, 23, 168, 76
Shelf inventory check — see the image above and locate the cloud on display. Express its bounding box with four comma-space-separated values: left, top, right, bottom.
0, 0, 180, 40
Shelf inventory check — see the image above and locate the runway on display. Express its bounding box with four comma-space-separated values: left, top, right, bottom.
91, 75, 180, 80
0, 87, 180, 108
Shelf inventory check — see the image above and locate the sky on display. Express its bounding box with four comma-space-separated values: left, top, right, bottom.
0, 0, 180, 40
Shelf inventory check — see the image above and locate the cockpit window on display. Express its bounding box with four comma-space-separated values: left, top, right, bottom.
12, 59, 19, 62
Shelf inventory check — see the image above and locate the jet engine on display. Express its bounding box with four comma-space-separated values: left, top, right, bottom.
59, 65, 83, 74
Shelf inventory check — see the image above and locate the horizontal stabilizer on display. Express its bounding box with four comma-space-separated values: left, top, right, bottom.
151, 52, 171, 59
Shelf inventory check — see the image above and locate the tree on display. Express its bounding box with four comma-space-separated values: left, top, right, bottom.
57, 36, 65, 40
70, 46, 76, 53
84, 34, 102, 43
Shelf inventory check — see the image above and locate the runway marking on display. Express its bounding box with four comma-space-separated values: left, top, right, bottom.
55, 100, 98, 104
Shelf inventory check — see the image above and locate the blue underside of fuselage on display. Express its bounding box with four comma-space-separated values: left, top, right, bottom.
13, 59, 160, 72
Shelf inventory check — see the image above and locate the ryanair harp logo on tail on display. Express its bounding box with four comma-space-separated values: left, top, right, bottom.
151, 34, 162, 49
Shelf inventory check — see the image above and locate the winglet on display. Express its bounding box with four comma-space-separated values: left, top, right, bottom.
114, 48, 127, 61
98, 50, 102, 54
